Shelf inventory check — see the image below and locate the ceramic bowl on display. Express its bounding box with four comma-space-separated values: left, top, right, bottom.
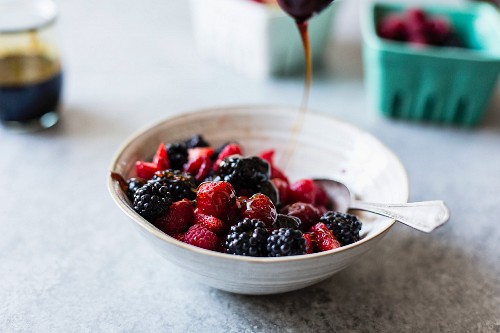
108, 106, 409, 295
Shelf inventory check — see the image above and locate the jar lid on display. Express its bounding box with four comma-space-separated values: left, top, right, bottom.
0, 0, 58, 33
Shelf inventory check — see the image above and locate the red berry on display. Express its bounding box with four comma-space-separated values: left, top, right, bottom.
196, 181, 237, 221
188, 147, 214, 160
153, 199, 194, 235
213, 143, 242, 171
378, 15, 408, 41
289, 179, 318, 204
310, 222, 341, 252
153, 143, 170, 171
194, 211, 225, 234
242, 193, 277, 228
136, 161, 158, 180
406, 8, 427, 25
259, 149, 289, 182
284, 202, 321, 231
314, 185, 329, 206
271, 178, 289, 204
303, 233, 313, 254
171, 232, 186, 242
184, 224, 219, 251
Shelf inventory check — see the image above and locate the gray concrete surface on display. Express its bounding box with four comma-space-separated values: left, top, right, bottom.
1, 0, 499, 332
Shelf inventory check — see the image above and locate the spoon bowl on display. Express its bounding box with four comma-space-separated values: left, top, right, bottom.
314, 178, 450, 233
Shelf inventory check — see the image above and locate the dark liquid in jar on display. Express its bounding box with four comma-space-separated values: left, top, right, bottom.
0, 54, 62, 122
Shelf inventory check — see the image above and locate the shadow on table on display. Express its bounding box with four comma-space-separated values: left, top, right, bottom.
212, 230, 498, 332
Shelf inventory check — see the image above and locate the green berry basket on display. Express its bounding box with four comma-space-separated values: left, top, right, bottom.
361, 2, 500, 126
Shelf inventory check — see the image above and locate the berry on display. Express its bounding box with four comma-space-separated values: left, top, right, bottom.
153, 199, 194, 235
319, 211, 362, 246
171, 232, 186, 242
303, 233, 313, 254
284, 202, 321, 231
310, 222, 341, 252
153, 143, 170, 170
216, 156, 270, 189
136, 161, 158, 180
126, 177, 146, 200
272, 214, 301, 229
184, 224, 219, 251
259, 149, 289, 182
184, 155, 212, 183
213, 143, 242, 165
166, 142, 188, 171
226, 218, 268, 256
196, 181, 237, 221
271, 178, 290, 204
133, 182, 173, 220
255, 180, 279, 205
151, 169, 197, 201
267, 228, 306, 257
289, 179, 318, 204
194, 211, 225, 234
378, 14, 408, 41
184, 134, 210, 149
242, 193, 277, 228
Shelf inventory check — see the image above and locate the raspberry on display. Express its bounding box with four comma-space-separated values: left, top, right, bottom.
215, 156, 270, 189
153, 199, 194, 235
303, 233, 313, 254
133, 182, 173, 220
319, 211, 362, 246
267, 228, 306, 257
196, 181, 237, 222
151, 169, 197, 201
194, 211, 225, 234
284, 202, 321, 231
289, 179, 318, 204
184, 224, 219, 251
184, 134, 210, 149
226, 218, 268, 256
310, 222, 341, 252
242, 193, 277, 228
271, 178, 290, 204
166, 143, 188, 171
378, 14, 408, 41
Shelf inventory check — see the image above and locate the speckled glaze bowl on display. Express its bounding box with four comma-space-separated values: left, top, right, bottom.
108, 106, 409, 295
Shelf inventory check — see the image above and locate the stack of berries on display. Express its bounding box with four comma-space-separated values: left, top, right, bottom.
377, 8, 463, 48
112, 134, 362, 257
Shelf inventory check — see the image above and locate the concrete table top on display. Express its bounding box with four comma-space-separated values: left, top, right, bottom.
1, 0, 499, 331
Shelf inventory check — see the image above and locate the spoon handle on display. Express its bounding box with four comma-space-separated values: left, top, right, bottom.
349, 200, 450, 232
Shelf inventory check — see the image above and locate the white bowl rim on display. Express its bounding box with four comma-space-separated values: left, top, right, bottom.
107, 105, 410, 263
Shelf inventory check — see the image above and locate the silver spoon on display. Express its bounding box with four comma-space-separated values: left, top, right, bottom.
313, 179, 450, 233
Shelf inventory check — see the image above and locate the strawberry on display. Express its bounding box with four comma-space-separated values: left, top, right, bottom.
153, 143, 170, 171
194, 211, 225, 234
135, 161, 158, 180
289, 179, 318, 204
184, 224, 219, 251
303, 233, 313, 254
310, 222, 341, 252
153, 199, 194, 235
213, 143, 242, 171
195, 181, 237, 222
242, 193, 277, 228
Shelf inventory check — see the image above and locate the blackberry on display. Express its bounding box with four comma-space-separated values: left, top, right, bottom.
133, 182, 173, 220
166, 143, 188, 170
226, 218, 268, 257
255, 180, 279, 205
272, 214, 301, 230
126, 177, 146, 200
151, 169, 197, 201
215, 156, 270, 189
319, 211, 362, 246
184, 134, 210, 149
267, 228, 306, 257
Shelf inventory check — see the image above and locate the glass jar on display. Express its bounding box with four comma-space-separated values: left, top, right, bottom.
0, 0, 62, 131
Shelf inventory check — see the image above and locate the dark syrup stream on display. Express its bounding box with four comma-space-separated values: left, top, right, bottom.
276, 0, 334, 169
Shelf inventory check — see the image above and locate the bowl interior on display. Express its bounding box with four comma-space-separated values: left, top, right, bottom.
109, 106, 409, 253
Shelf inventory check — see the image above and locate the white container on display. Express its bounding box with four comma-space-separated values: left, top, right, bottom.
189, 0, 336, 79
